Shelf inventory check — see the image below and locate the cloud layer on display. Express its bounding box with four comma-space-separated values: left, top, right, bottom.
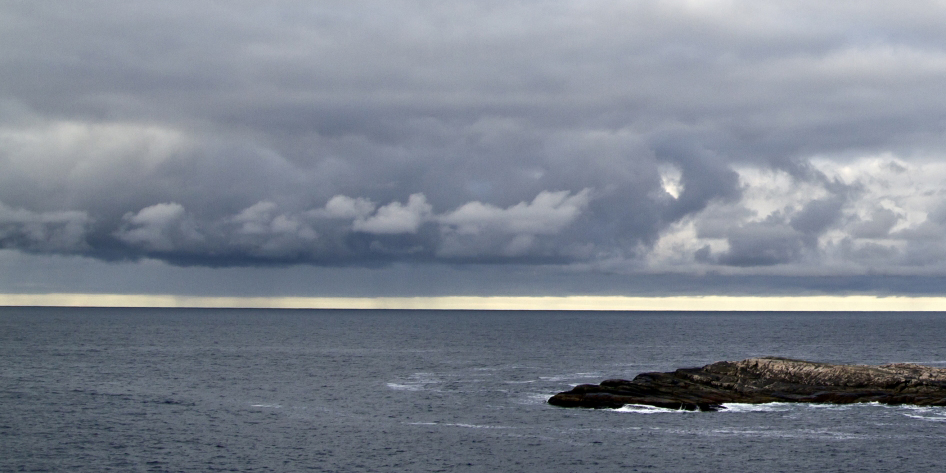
3, 1, 946, 287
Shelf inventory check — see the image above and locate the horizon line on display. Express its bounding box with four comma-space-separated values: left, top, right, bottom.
2, 293, 946, 311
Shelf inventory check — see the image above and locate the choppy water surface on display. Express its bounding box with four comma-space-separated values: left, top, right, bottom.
2, 308, 946, 471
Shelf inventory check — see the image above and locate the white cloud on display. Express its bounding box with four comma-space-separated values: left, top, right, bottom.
232, 201, 280, 235
439, 189, 591, 236
437, 189, 591, 257
643, 155, 946, 274
316, 195, 377, 220
353, 193, 432, 234
115, 203, 203, 252
115, 200, 325, 258
0, 120, 190, 188
231, 201, 316, 239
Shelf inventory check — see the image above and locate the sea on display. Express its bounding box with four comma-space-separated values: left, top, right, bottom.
2, 307, 946, 472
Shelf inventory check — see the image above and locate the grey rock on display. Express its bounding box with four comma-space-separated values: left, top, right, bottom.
547, 357, 946, 412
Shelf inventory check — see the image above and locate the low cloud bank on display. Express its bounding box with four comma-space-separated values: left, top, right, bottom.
5, 153, 946, 276
104, 189, 592, 265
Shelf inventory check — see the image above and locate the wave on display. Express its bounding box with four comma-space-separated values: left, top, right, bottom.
719, 402, 793, 413
406, 422, 512, 429
612, 404, 694, 414
385, 383, 425, 391
538, 372, 603, 383
897, 404, 946, 422
386, 372, 442, 391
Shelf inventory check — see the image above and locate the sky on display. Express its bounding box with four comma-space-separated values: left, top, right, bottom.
3, 1, 946, 307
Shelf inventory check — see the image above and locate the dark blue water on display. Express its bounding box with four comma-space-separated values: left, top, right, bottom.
2, 308, 946, 472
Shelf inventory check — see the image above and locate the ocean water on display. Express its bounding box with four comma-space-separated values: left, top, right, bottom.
2, 307, 946, 472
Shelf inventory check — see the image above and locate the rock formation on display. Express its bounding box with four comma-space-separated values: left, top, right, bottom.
548, 357, 946, 412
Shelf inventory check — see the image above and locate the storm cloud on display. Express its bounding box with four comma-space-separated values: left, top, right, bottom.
4, 1, 946, 295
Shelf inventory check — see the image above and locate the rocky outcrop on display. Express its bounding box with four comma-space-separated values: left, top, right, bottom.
548, 357, 946, 412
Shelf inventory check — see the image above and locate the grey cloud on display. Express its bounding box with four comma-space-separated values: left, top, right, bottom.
227, 201, 319, 257
892, 220, 945, 242
0, 120, 313, 227
790, 195, 845, 242
849, 208, 901, 239
115, 201, 323, 263
718, 222, 805, 267
11, 1, 946, 160
922, 202, 946, 226
3, 1, 946, 283
837, 238, 900, 264
96, 190, 595, 265
0, 203, 90, 252
704, 193, 846, 268
652, 135, 743, 222
695, 205, 756, 239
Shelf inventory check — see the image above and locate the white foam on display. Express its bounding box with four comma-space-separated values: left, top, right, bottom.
613, 402, 796, 414
539, 372, 602, 382
701, 428, 865, 440
613, 404, 690, 414
386, 372, 441, 391
897, 405, 946, 421
406, 422, 511, 429
720, 402, 792, 413
250, 403, 281, 408
896, 404, 944, 412
804, 403, 853, 411
538, 376, 572, 382
386, 383, 424, 391
449, 423, 511, 429
904, 413, 946, 422
518, 393, 553, 405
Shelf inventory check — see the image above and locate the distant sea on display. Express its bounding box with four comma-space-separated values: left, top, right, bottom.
2, 307, 946, 472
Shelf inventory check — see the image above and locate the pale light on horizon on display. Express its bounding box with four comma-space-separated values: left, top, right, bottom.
2, 293, 946, 311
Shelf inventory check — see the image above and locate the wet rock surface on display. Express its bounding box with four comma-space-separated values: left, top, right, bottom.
548, 357, 946, 412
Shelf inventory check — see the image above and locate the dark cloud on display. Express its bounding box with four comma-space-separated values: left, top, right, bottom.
849, 208, 901, 239
718, 222, 805, 267
0, 204, 90, 253
2, 1, 946, 293
790, 195, 845, 242
651, 134, 743, 222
